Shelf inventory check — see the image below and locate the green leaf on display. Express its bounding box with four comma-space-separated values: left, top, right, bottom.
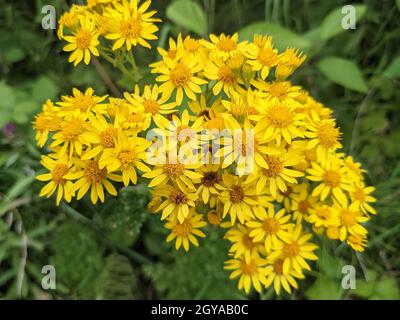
396, 0, 400, 11
318, 57, 368, 93
32, 76, 59, 103
320, 5, 367, 40
4, 47, 26, 64
374, 276, 400, 300
0, 83, 16, 111
383, 57, 400, 79
238, 22, 310, 51
13, 100, 40, 124
166, 0, 207, 36
305, 277, 344, 300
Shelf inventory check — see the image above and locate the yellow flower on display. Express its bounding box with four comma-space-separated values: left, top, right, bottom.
154, 56, 207, 105
225, 224, 263, 259
81, 113, 120, 160
335, 201, 368, 241
195, 164, 222, 206
99, 132, 151, 186
33, 100, 61, 147
350, 183, 376, 215
276, 48, 306, 80
307, 204, 339, 228
264, 256, 305, 295
154, 184, 198, 223
251, 80, 302, 102
57, 5, 80, 39
50, 114, 97, 157
246, 35, 279, 79
63, 16, 99, 66
347, 233, 367, 252
143, 159, 202, 191
218, 173, 261, 224
290, 183, 317, 222
224, 253, 271, 294
104, 0, 160, 50
204, 58, 244, 96
246, 206, 293, 252
165, 211, 207, 251
124, 84, 177, 119
202, 33, 246, 61
269, 224, 318, 275
72, 159, 122, 204
252, 100, 305, 145
256, 148, 304, 198
56, 88, 108, 118
37, 153, 78, 205
305, 119, 342, 163
306, 156, 350, 205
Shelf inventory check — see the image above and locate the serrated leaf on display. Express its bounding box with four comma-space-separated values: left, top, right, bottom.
166, 0, 207, 36
238, 22, 310, 51
320, 5, 367, 40
318, 57, 368, 93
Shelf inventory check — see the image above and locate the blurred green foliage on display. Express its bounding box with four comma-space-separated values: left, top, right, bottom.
0, 0, 399, 300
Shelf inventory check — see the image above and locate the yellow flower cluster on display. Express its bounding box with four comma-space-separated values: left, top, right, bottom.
34, 0, 377, 296
58, 0, 160, 66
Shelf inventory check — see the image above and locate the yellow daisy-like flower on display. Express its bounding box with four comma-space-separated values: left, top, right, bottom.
154, 184, 198, 223
72, 159, 122, 204
305, 119, 342, 163
124, 84, 177, 120
264, 256, 305, 295
154, 56, 207, 105
104, 0, 160, 50
99, 132, 151, 186
347, 233, 367, 252
33, 100, 61, 147
218, 174, 261, 224
306, 204, 339, 228
224, 253, 271, 294
246, 206, 293, 252
334, 201, 368, 241
63, 16, 100, 66
256, 147, 304, 198
37, 153, 78, 205
253, 100, 305, 145
50, 114, 97, 157
246, 35, 279, 79
143, 159, 202, 191
306, 157, 351, 205
350, 183, 376, 215
290, 183, 317, 222
276, 48, 306, 80
225, 224, 263, 259
81, 113, 120, 160
202, 33, 246, 61
56, 88, 108, 118
269, 224, 318, 275
204, 58, 244, 96
57, 5, 80, 39
165, 211, 207, 251
195, 164, 222, 206
251, 80, 302, 102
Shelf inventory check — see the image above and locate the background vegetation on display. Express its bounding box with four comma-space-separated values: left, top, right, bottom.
0, 0, 399, 299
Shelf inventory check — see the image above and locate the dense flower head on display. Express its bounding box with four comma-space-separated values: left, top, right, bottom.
35, 3, 377, 297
